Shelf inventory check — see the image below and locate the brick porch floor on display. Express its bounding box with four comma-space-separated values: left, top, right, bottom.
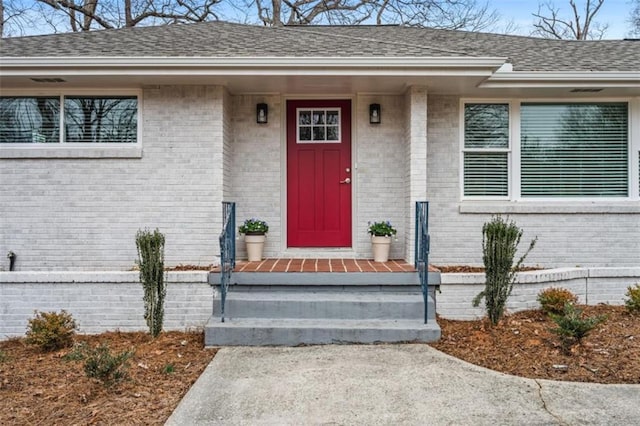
233, 258, 439, 273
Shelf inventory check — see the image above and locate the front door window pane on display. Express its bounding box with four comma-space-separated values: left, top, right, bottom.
297, 108, 341, 143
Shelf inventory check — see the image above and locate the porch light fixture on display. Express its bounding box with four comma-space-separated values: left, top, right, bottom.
369, 103, 381, 124
257, 103, 268, 124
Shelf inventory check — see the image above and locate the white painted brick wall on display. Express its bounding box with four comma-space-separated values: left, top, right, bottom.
223, 88, 234, 201
356, 94, 407, 259
3, 88, 635, 270
403, 87, 428, 264
0, 272, 212, 339
229, 95, 282, 260
0, 86, 227, 271
436, 267, 640, 320
427, 95, 640, 268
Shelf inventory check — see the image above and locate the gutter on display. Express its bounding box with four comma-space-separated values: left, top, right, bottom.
480, 71, 640, 88
0, 56, 507, 77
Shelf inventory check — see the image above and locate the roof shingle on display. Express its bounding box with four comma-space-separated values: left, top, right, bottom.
1, 21, 638, 71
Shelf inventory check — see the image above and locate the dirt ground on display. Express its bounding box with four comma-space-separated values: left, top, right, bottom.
1, 305, 637, 425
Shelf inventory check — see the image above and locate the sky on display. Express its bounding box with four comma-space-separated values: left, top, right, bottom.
493, 0, 632, 39
5, 0, 636, 39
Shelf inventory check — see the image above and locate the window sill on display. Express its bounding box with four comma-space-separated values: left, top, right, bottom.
0, 145, 142, 159
459, 201, 640, 214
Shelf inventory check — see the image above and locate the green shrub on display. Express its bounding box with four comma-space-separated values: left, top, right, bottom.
551, 303, 606, 352
83, 344, 133, 387
162, 363, 175, 374
625, 284, 640, 314
472, 216, 537, 325
25, 310, 77, 352
136, 228, 166, 338
0, 350, 7, 363
63, 342, 89, 361
537, 287, 578, 315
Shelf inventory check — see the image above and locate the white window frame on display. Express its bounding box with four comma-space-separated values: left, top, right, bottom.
296, 107, 341, 144
460, 97, 640, 202
460, 100, 512, 201
0, 89, 142, 159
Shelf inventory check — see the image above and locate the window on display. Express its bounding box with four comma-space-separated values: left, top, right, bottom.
0, 97, 60, 143
521, 103, 628, 197
462, 103, 509, 197
462, 101, 632, 200
297, 108, 340, 143
0, 95, 138, 144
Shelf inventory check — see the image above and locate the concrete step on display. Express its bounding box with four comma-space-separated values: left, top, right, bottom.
213, 291, 436, 321
205, 317, 441, 346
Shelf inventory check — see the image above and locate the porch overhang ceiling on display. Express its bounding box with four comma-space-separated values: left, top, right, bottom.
0, 56, 504, 94
2, 56, 639, 96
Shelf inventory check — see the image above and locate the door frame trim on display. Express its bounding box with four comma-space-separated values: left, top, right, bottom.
280, 94, 357, 253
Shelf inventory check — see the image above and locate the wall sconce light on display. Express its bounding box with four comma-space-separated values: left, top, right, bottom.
369, 103, 381, 124
257, 103, 268, 124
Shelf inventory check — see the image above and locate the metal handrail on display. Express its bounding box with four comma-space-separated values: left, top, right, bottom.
218, 201, 236, 322
415, 201, 430, 324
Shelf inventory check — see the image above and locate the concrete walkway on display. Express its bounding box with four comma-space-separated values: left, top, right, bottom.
166, 344, 640, 426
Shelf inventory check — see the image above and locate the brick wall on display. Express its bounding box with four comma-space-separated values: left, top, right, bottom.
403, 87, 428, 263
229, 95, 282, 259
437, 267, 639, 320
427, 95, 640, 268
0, 86, 227, 271
0, 271, 212, 339
356, 94, 407, 259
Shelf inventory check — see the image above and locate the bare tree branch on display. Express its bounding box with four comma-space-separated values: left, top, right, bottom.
34, 0, 223, 32
2, 0, 39, 37
245, 0, 500, 30
631, 0, 640, 37
533, 0, 607, 40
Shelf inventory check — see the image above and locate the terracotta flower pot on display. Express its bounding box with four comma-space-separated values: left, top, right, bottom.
245, 234, 266, 262
371, 235, 392, 262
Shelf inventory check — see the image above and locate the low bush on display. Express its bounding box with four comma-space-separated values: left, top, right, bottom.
83, 344, 133, 387
551, 303, 606, 353
25, 310, 77, 352
625, 284, 640, 314
537, 287, 578, 315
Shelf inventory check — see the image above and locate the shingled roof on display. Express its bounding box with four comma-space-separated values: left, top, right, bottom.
1, 21, 638, 72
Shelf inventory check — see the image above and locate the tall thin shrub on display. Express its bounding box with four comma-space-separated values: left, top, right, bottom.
473, 216, 537, 325
136, 228, 166, 338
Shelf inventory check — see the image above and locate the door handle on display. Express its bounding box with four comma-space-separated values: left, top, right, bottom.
340, 178, 351, 184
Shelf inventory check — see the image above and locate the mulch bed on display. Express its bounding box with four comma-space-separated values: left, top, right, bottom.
0, 331, 216, 425
430, 305, 640, 384
1, 305, 637, 424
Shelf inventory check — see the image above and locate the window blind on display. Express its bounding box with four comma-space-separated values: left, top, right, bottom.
463, 103, 509, 196
464, 153, 509, 196
0, 97, 60, 143
521, 103, 628, 197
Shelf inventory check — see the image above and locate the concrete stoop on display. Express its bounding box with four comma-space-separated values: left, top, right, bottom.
205, 290, 441, 346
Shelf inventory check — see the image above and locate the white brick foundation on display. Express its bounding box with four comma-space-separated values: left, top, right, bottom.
437, 267, 640, 320
0, 271, 212, 339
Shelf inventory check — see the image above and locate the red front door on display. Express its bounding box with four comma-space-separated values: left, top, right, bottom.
287, 99, 352, 247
